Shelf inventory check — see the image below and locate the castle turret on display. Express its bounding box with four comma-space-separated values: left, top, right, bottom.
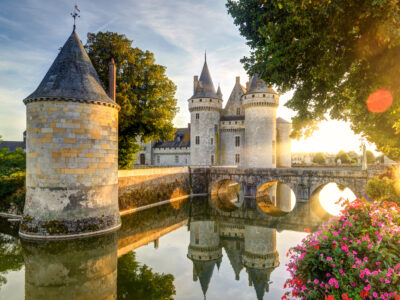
276, 117, 292, 168
20, 29, 121, 238
242, 225, 279, 300
242, 74, 279, 168
187, 220, 222, 298
188, 54, 222, 166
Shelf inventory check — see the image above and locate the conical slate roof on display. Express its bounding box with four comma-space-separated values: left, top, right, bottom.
216, 85, 222, 99
24, 30, 114, 104
246, 74, 276, 94
191, 57, 218, 99
276, 117, 291, 123
192, 259, 217, 298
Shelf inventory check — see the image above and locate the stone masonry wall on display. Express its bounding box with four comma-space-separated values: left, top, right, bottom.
22, 101, 120, 235
118, 167, 191, 211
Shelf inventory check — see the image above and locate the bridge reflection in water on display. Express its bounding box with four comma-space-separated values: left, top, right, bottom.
5, 185, 356, 300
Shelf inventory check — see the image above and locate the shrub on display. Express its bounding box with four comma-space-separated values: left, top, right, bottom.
283, 199, 400, 300
313, 153, 327, 165
366, 166, 400, 203
336, 151, 352, 164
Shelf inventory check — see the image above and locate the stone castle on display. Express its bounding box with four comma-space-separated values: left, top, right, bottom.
136, 55, 291, 168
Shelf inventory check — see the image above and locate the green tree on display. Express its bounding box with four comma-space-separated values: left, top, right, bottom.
312, 152, 326, 165
117, 252, 175, 300
335, 150, 351, 164
85, 32, 178, 169
0, 235, 24, 289
366, 150, 376, 164
226, 0, 400, 160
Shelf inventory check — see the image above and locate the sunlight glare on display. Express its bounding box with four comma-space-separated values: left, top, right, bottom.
319, 183, 356, 216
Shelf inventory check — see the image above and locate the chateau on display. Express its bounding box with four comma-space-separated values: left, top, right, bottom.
136, 55, 291, 168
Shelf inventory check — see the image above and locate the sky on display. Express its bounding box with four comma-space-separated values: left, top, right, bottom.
0, 0, 378, 154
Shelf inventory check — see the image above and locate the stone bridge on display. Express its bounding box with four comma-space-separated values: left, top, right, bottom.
190, 167, 380, 200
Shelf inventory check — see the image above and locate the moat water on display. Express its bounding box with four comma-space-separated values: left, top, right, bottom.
0, 184, 354, 300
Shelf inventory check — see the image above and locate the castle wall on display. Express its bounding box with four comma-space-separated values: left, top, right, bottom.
276, 122, 292, 168
220, 128, 244, 165
243, 105, 276, 168
189, 99, 221, 165
21, 101, 120, 236
153, 147, 190, 166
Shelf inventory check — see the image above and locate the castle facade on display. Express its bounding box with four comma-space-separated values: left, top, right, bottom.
135, 56, 291, 168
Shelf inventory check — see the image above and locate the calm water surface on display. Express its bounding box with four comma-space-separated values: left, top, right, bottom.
0, 192, 341, 300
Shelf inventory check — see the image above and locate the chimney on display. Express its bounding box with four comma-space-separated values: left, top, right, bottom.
246, 81, 250, 90
193, 75, 199, 94
236, 76, 240, 84
109, 58, 116, 102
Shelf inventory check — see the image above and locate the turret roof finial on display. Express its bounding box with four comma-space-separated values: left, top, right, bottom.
205, 50, 207, 63
71, 4, 80, 31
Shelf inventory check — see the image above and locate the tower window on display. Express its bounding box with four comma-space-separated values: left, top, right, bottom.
200, 99, 202, 102
235, 154, 240, 163
263, 94, 266, 97
235, 136, 240, 147
211, 155, 215, 165
210, 99, 212, 102
211, 138, 213, 145
214, 125, 218, 133
236, 108, 240, 115
252, 94, 255, 98
195, 136, 200, 145
195, 113, 200, 120
175, 155, 179, 163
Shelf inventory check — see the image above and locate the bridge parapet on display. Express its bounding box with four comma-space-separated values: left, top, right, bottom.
190, 167, 380, 200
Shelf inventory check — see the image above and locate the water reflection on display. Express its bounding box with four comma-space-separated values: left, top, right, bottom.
211, 180, 244, 211
22, 233, 118, 300
0, 193, 333, 300
256, 182, 296, 216
314, 182, 356, 216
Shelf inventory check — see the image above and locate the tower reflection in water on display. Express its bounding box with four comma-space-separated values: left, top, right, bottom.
187, 214, 280, 300
21, 232, 118, 300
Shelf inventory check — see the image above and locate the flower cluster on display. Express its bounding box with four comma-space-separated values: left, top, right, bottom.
283, 199, 400, 299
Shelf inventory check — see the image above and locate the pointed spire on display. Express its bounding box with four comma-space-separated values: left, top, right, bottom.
190, 52, 218, 99
24, 30, 114, 104
216, 84, 222, 99
205, 50, 207, 62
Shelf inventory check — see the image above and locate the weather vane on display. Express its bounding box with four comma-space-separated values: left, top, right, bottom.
71, 4, 80, 31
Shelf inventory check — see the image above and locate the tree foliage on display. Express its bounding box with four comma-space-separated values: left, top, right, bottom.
117, 252, 175, 300
312, 152, 326, 165
226, 0, 400, 160
0, 148, 25, 213
366, 150, 376, 164
0, 235, 24, 289
335, 150, 352, 164
85, 32, 178, 169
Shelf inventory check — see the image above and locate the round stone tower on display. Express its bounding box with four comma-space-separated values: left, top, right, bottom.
188, 55, 222, 166
242, 75, 279, 168
276, 117, 292, 168
20, 29, 121, 238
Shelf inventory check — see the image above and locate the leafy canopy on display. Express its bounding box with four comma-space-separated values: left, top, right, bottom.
226, 0, 400, 160
117, 252, 175, 300
335, 150, 352, 164
312, 152, 326, 165
85, 32, 178, 168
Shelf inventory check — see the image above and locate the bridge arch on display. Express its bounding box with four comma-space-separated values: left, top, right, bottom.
210, 179, 244, 212
255, 181, 296, 216
310, 181, 357, 217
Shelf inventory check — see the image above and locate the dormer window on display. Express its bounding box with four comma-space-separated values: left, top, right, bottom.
200, 99, 202, 102
210, 99, 212, 102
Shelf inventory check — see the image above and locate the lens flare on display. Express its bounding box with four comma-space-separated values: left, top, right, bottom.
366, 89, 393, 113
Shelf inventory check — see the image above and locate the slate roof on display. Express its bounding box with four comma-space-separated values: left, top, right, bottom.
222, 79, 246, 117
0, 141, 25, 152
24, 30, 114, 104
192, 259, 218, 298
246, 74, 276, 94
276, 117, 291, 123
216, 85, 222, 99
191, 58, 218, 99
220, 115, 245, 121
153, 128, 190, 148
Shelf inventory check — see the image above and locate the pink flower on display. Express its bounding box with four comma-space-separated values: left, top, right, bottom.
314, 279, 319, 284
327, 257, 333, 261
